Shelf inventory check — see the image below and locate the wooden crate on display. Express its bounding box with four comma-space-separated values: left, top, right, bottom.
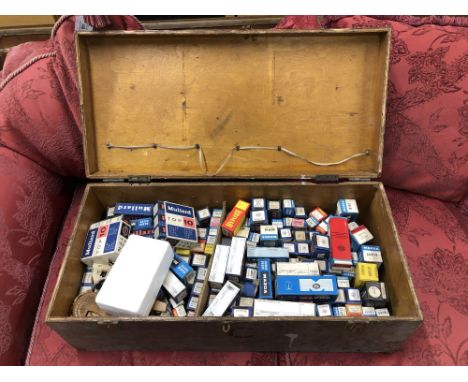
46, 29, 422, 352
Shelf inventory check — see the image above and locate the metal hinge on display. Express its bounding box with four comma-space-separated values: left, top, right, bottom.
314, 175, 339, 183
348, 177, 371, 182
128, 176, 151, 183
103, 178, 125, 183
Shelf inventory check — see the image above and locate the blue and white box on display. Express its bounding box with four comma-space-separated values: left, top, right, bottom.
362, 306, 377, 317
336, 199, 359, 220
359, 245, 383, 267
251, 209, 269, 227
130, 217, 154, 231
170, 254, 195, 282
306, 217, 319, 229
271, 219, 284, 229
163, 201, 198, 247
346, 288, 362, 304
196, 207, 211, 226
260, 225, 279, 242
267, 200, 282, 219
294, 207, 307, 219
247, 247, 289, 261
275, 275, 338, 300
82, 216, 131, 265
251, 198, 266, 211
296, 242, 311, 257
258, 259, 273, 299
279, 228, 293, 242
333, 306, 347, 317
283, 217, 293, 228
311, 234, 330, 259
282, 199, 295, 217
246, 232, 260, 248
114, 203, 155, 218
241, 280, 259, 297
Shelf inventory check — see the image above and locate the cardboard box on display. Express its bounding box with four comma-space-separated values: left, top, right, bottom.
46, 29, 422, 353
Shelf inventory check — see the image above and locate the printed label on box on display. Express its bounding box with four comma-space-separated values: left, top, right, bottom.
203, 281, 240, 317
164, 201, 198, 243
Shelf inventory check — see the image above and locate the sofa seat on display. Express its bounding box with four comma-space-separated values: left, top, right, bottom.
25, 186, 468, 365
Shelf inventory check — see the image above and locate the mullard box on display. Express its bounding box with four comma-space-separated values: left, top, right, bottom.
46, 29, 422, 352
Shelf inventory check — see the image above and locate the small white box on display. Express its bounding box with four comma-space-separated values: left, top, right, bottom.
276, 262, 320, 276
96, 235, 174, 316
253, 299, 316, 317
163, 271, 187, 303
208, 244, 230, 288
226, 237, 247, 279
203, 281, 240, 317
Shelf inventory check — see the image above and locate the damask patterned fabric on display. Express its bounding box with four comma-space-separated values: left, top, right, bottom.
0, 147, 72, 365
0, 16, 143, 178
279, 187, 468, 366
277, 15, 468, 203
26, 186, 468, 365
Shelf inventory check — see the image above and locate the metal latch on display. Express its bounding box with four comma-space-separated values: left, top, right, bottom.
314, 175, 339, 183
97, 319, 119, 325
128, 176, 151, 183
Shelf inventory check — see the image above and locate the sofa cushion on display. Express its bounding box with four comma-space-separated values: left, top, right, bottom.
25, 184, 277, 366
0, 147, 72, 365
278, 187, 468, 365
0, 16, 143, 178
277, 16, 468, 202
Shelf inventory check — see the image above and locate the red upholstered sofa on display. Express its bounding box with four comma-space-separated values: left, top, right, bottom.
0, 15, 467, 366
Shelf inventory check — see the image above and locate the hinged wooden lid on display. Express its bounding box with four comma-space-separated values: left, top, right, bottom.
77, 29, 390, 180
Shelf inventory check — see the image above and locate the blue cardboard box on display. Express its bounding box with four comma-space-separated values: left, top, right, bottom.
258, 259, 273, 299
275, 275, 338, 300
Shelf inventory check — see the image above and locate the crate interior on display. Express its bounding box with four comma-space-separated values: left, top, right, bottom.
48, 182, 420, 321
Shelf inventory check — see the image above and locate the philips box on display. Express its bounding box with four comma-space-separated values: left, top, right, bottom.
275, 275, 338, 301
258, 258, 273, 299
95, 235, 173, 316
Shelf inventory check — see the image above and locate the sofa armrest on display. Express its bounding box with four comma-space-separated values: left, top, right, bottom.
0, 146, 73, 365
